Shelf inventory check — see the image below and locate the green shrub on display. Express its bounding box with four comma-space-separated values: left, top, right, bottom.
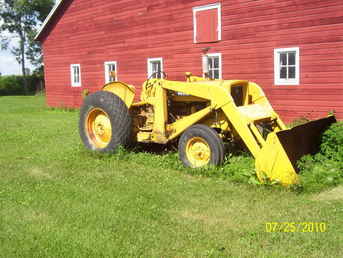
319, 122, 343, 162
0, 75, 43, 95
298, 122, 343, 192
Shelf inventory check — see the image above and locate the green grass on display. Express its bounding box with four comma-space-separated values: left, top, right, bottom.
0, 96, 342, 257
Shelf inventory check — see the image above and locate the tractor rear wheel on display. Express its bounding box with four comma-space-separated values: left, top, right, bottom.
79, 91, 132, 152
178, 124, 224, 168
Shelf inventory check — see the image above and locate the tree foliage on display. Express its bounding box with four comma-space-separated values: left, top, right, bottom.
0, 0, 54, 93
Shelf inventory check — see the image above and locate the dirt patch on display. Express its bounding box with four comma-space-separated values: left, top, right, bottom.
28, 167, 53, 179
24, 210, 50, 223
312, 186, 343, 201
179, 210, 231, 227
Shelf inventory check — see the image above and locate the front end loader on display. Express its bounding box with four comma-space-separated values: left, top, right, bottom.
79, 73, 336, 186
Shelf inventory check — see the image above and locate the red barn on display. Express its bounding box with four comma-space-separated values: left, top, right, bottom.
36, 0, 343, 122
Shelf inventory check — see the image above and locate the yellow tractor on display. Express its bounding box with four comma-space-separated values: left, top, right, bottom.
79, 72, 336, 186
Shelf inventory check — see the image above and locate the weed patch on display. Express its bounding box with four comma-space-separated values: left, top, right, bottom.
105, 145, 259, 186
105, 121, 343, 193
298, 122, 343, 192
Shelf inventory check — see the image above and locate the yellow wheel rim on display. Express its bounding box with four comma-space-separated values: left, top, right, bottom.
86, 108, 112, 149
185, 137, 211, 168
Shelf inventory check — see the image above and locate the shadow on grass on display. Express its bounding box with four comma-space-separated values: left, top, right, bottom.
127, 140, 249, 157
129, 142, 177, 155
46, 107, 79, 113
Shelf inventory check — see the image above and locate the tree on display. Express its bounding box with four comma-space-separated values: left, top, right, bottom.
0, 0, 54, 94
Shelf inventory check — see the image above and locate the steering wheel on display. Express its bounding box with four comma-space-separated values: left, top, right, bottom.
147, 71, 167, 80
145, 71, 167, 89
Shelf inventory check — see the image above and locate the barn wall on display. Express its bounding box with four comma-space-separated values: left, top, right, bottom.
41, 0, 343, 122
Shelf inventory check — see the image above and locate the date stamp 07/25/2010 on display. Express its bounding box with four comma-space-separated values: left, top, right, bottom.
265, 222, 327, 233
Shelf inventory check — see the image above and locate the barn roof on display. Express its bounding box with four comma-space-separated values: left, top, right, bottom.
35, 0, 66, 41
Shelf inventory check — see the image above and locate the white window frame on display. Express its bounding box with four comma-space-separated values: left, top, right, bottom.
104, 61, 118, 83
274, 47, 300, 86
193, 3, 222, 43
147, 57, 164, 78
204, 53, 222, 79
70, 64, 81, 87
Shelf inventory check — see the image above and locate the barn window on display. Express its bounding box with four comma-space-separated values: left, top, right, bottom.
104, 61, 118, 83
70, 64, 81, 87
274, 47, 300, 85
193, 3, 221, 43
147, 57, 164, 79
204, 53, 222, 79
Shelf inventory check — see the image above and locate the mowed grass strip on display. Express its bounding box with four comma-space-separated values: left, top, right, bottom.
0, 96, 342, 257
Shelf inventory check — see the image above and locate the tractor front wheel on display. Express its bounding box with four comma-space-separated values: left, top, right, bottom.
79, 91, 132, 152
178, 124, 224, 168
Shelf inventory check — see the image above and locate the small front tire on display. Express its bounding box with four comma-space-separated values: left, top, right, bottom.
178, 124, 225, 168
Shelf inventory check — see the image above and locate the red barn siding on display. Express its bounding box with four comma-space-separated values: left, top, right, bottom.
40, 0, 343, 122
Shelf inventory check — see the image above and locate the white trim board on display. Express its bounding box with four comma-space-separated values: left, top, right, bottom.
70, 64, 81, 87
274, 47, 300, 86
147, 57, 164, 78
204, 53, 222, 79
104, 61, 118, 83
35, 0, 65, 40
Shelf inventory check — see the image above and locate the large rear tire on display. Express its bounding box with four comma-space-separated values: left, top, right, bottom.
79, 91, 132, 152
178, 124, 224, 168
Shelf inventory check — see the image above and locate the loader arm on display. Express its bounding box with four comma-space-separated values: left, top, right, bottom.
161, 80, 273, 156
160, 79, 334, 186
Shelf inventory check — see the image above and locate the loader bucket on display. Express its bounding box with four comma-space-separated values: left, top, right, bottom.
255, 116, 336, 186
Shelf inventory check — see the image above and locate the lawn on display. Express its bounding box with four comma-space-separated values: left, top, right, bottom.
0, 96, 342, 257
